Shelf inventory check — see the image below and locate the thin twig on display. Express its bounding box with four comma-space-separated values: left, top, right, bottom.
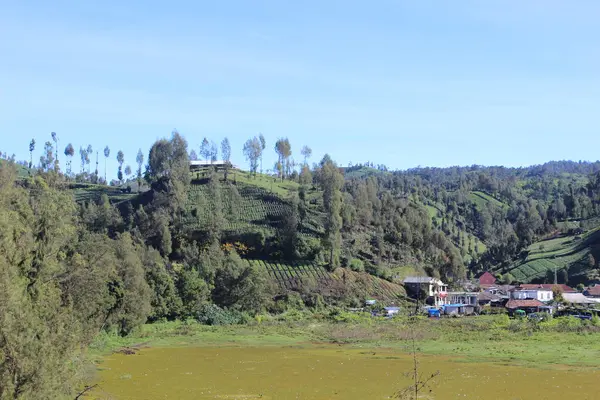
74, 384, 98, 400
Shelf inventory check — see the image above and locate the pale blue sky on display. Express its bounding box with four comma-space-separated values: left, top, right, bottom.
1, 0, 599, 178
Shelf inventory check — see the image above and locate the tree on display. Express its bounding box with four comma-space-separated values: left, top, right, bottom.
79, 146, 88, 174
206, 171, 224, 244
321, 157, 344, 269
64, 143, 75, 175
51, 131, 59, 166
301, 145, 312, 165
28, 138, 35, 169
136, 148, 144, 191
279, 190, 300, 258
189, 149, 198, 161
243, 137, 262, 177
104, 146, 110, 182
210, 141, 218, 164
212, 250, 273, 313
40, 141, 55, 171
299, 165, 313, 186
221, 137, 232, 181
588, 254, 596, 269
146, 130, 191, 213
117, 150, 125, 183
200, 138, 210, 162
86, 145, 93, 173
559, 268, 569, 284
125, 165, 132, 178
259, 133, 266, 173
501, 273, 514, 285
274, 138, 292, 181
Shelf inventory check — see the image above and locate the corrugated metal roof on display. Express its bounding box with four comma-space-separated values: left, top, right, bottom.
403, 276, 440, 284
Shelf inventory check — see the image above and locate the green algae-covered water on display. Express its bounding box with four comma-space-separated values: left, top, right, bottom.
91, 346, 599, 399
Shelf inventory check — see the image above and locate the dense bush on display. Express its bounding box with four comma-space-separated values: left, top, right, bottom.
195, 304, 249, 326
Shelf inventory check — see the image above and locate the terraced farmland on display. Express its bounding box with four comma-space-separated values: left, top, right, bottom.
503, 227, 600, 283
185, 181, 291, 234
70, 183, 137, 204
248, 260, 404, 302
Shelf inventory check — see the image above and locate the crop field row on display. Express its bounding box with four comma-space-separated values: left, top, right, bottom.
186, 182, 291, 232
71, 184, 136, 204
247, 260, 403, 302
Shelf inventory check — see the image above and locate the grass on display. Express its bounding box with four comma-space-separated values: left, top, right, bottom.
90, 315, 600, 370
469, 191, 505, 209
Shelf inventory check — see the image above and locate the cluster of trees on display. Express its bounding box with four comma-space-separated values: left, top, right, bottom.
0, 131, 279, 399
25, 132, 141, 186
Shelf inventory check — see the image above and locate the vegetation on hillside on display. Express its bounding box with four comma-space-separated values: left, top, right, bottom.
2, 130, 600, 397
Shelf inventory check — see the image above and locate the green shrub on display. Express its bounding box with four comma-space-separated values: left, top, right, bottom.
195, 304, 249, 326
349, 258, 365, 272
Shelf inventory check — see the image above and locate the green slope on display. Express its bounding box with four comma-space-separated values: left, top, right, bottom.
248, 259, 405, 303
469, 191, 506, 209
185, 170, 324, 238
503, 227, 600, 283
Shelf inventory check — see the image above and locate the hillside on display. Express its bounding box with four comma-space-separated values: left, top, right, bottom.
498, 225, 600, 285
250, 260, 404, 303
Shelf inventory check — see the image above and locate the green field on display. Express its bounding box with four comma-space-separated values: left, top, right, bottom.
185, 170, 325, 239
505, 227, 600, 282
469, 190, 505, 209
69, 182, 138, 204
92, 315, 600, 370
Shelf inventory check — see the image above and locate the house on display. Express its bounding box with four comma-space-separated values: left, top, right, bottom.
478, 271, 497, 286
584, 285, 600, 298
477, 291, 503, 307
448, 292, 478, 306
511, 286, 553, 302
505, 299, 545, 315
484, 285, 515, 296
403, 277, 448, 307
189, 160, 237, 171
517, 284, 576, 293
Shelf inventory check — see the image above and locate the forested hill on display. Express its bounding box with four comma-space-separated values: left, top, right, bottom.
2, 134, 600, 397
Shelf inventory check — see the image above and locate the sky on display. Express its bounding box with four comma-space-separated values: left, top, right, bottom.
1, 0, 600, 179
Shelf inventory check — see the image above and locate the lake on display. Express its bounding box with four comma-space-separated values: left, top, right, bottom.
92, 346, 598, 399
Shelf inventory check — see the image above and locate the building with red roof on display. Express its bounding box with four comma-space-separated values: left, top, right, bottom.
478, 272, 496, 286
505, 299, 545, 316
584, 285, 600, 298
517, 284, 576, 293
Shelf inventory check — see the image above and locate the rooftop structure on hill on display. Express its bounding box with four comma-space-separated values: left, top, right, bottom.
505, 299, 545, 314
511, 286, 553, 302
189, 160, 238, 171
517, 284, 576, 293
478, 271, 496, 286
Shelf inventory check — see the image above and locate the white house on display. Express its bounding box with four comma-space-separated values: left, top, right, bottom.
403, 277, 448, 307
448, 292, 478, 306
511, 288, 553, 302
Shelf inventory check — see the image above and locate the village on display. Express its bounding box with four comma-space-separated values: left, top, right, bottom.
369, 272, 600, 319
